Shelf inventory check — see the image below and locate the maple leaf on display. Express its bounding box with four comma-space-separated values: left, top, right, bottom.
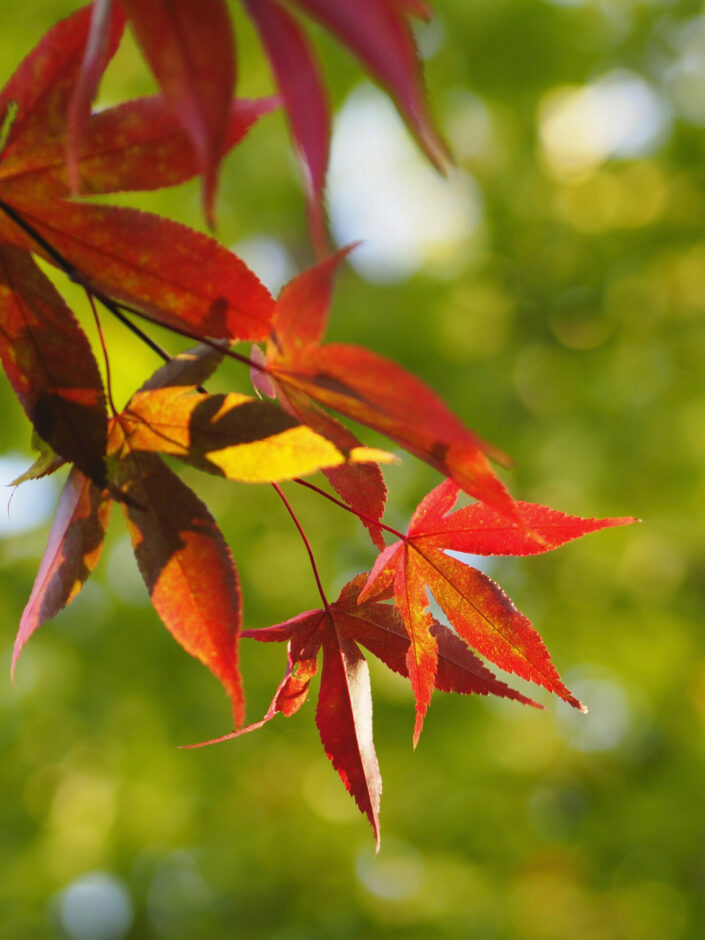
248, 0, 450, 244
67, 0, 234, 226
119, 0, 236, 228
243, 0, 450, 246
68, 0, 447, 242
189, 582, 384, 846
113, 441, 246, 727
257, 248, 516, 524
11, 344, 393, 725
12, 465, 111, 678
187, 572, 540, 845
18, 478, 238, 726
0, 5, 275, 347
0, 244, 108, 486
359, 479, 636, 744
332, 574, 542, 716
2, 4, 639, 854
242, 0, 330, 254
10, 377, 248, 726
119, 385, 394, 484
288, 0, 448, 168
248, 0, 449, 243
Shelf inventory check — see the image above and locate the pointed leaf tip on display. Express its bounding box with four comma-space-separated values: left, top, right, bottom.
273, 244, 357, 353
121, 0, 236, 225
13, 468, 111, 679
67, 0, 126, 194
317, 628, 382, 843
414, 499, 638, 558
244, 0, 331, 246
290, 0, 449, 169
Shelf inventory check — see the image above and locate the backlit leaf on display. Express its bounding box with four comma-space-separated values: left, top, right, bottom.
5, 95, 277, 204
276, 616, 324, 717
122, 386, 393, 483
290, 0, 449, 168
134, 343, 226, 397
271, 248, 353, 353
0, 6, 121, 180
0, 13, 273, 345
116, 448, 244, 726
244, 0, 330, 252
430, 620, 541, 707
243, 610, 325, 717
0, 201, 274, 342
395, 543, 438, 744
271, 342, 514, 515
265, 256, 512, 516
411, 545, 584, 709
13, 466, 111, 677
334, 575, 541, 709
243, 588, 382, 840
0, 244, 107, 484
66, 0, 126, 193
121, 0, 236, 225
317, 627, 381, 849
278, 386, 387, 549
357, 480, 626, 733
411, 489, 637, 556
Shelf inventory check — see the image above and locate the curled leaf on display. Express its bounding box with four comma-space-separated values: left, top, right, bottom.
10, 432, 66, 484
134, 343, 227, 397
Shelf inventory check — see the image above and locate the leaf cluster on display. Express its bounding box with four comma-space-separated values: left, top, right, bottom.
0, 3, 634, 845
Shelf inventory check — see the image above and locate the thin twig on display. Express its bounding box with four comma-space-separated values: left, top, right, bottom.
0, 198, 81, 276
293, 477, 405, 541
0, 199, 355, 593
106, 306, 173, 363
271, 482, 330, 612
84, 288, 119, 416
0, 198, 265, 374
112, 297, 262, 371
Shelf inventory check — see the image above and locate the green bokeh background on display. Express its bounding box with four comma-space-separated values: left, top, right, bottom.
1, 1, 704, 937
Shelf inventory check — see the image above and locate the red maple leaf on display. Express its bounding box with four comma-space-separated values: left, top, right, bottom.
1, 7, 639, 850
360, 479, 636, 743
12, 345, 387, 725
0, 7, 274, 340
254, 248, 517, 533
186, 572, 541, 844
0, 6, 276, 484
67, 0, 448, 243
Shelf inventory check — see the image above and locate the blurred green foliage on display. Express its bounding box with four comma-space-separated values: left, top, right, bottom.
1, 1, 704, 937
